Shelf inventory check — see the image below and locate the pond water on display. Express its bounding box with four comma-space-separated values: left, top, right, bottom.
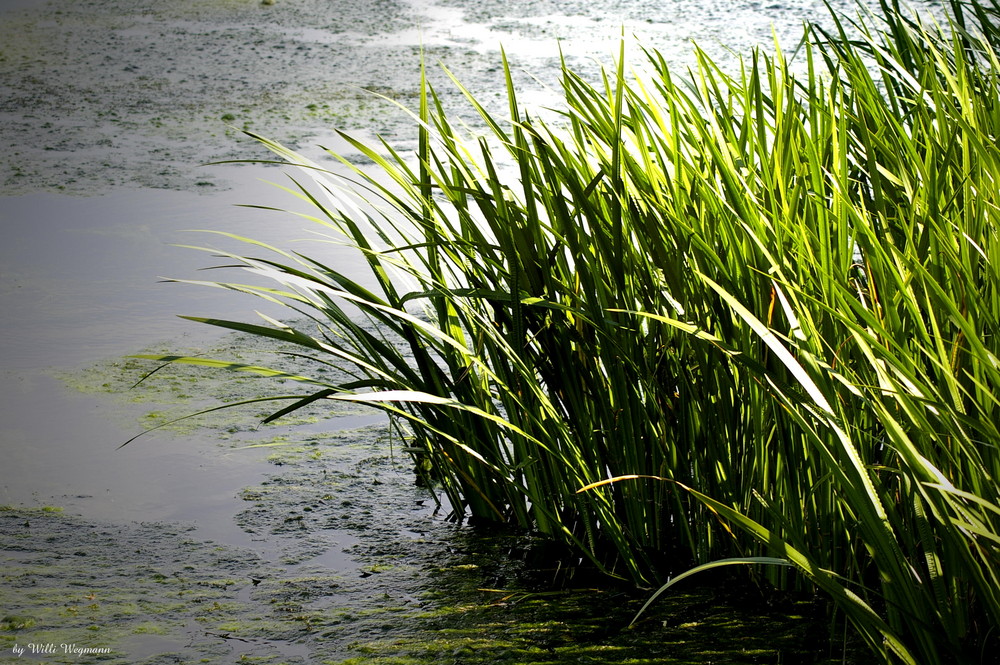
0, 0, 878, 539
0, 0, 909, 662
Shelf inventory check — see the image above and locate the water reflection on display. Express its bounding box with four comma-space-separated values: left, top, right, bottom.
0, 162, 376, 548
0, 164, 365, 370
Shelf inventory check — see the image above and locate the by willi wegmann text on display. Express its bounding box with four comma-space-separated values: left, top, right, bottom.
11, 643, 113, 657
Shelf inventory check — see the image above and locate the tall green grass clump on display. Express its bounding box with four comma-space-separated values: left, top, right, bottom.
135, 0, 999, 662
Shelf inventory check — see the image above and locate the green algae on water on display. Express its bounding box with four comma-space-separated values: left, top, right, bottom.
55, 329, 373, 439
1, 428, 854, 664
